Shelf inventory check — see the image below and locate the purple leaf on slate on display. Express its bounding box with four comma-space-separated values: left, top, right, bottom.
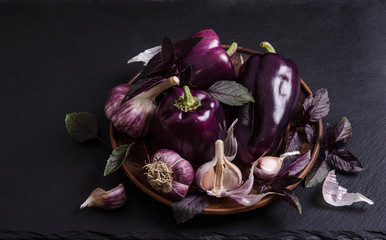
334, 117, 352, 145
305, 153, 330, 188
272, 188, 302, 214
303, 88, 330, 122
171, 193, 209, 224
279, 151, 311, 176
305, 124, 315, 143
329, 149, 364, 172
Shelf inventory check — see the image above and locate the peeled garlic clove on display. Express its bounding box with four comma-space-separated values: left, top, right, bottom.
255, 151, 300, 179
80, 184, 127, 210
196, 140, 242, 197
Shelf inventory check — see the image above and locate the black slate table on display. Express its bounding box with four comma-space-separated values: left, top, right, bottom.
1, 1, 385, 239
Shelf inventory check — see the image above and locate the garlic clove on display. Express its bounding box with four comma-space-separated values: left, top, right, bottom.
255, 151, 300, 179
195, 157, 217, 191
80, 184, 127, 210
196, 140, 242, 197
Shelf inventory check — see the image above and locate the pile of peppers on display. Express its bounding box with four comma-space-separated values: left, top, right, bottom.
104, 30, 301, 202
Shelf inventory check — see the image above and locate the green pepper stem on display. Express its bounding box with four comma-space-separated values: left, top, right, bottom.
174, 85, 201, 112
259, 41, 276, 53
182, 85, 195, 107
226, 42, 238, 56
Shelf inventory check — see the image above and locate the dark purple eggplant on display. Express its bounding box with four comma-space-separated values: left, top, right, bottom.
152, 85, 226, 164
234, 42, 301, 165
147, 29, 235, 90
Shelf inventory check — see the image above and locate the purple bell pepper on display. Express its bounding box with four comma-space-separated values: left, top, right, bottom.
147, 29, 235, 90
152, 85, 227, 164
234, 42, 301, 165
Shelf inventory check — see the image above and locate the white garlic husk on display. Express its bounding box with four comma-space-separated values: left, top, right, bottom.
80, 184, 127, 210
255, 151, 300, 179
196, 140, 242, 197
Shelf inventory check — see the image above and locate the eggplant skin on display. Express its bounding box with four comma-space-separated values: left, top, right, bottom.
151, 88, 227, 164
234, 53, 301, 165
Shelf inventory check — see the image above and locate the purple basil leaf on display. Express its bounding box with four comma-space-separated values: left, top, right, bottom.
329, 149, 364, 172
176, 36, 203, 60
179, 65, 192, 86
131, 77, 164, 99
134, 58, 165, 83
279, 151, 311, 176
325, 123, 335, 150
207, 80, 255, 106
305, 153, 330, 188
161, 36, 175, 62
305, 124, 315, 143
171, 193, 209, 224
271, 172, 303, 189
285, 131, 302, 152
272, 188, 302, 214
65, 112, 99, 142
284, 131, 302, 163
121, 76, 165, 105
334, 117, 352, 144
303, 88, 330, 122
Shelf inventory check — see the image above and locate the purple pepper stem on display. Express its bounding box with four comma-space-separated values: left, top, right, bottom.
259, 41, 276, 53
144, 76, 180, 102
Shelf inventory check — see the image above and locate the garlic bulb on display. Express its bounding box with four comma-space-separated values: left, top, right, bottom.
144, 149, 194, 201
80, 184, 127, 210
196, 140, 242, 197
255, 151, 300, 179
104, 76, 180, 138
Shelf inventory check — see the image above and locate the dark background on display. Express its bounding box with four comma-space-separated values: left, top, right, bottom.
1, 0, 385, 239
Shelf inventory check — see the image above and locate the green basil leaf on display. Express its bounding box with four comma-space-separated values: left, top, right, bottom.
104, 143, 135, 177
172, 193, 209, 224
65, 112, 99, 142
207, 80, 255, 106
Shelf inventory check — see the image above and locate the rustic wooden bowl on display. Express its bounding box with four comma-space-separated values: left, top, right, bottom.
110, 46, 323, 215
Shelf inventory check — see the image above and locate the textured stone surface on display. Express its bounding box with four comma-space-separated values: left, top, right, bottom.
0, 0, 385, 239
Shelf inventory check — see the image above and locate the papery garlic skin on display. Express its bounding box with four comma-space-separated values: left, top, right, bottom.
322, 170, 374, 207
144, 149, 194, 201
105, 76, 179, 138
80, 184, 127, 210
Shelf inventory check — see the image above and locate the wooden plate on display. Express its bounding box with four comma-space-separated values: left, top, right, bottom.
110, 46, 323, 215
